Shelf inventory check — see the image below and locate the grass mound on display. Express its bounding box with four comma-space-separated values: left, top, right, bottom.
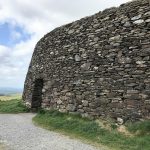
127, 120, 150, 136
33, 110, 150, 150
0, 99, 29, 113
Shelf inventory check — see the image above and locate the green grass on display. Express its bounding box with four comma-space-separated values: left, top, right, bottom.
33, 110, 150, 150
126, 120, 150, 136
0, 99, 29, 113
0, 97, 149, 150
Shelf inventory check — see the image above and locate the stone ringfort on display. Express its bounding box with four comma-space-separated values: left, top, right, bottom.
23, 0, 150, 122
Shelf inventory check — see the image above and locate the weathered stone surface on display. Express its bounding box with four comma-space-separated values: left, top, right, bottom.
109, 35, 121, 42
133, 19, 144, 24
68, 29, 74, 34
23, 0, 150, 122
124, 22, 131, 27
67, 104, 76, 112
131, 15, 142, 21
144, 11, 150, 17
75, 55, 81, 62
82, 100, 89, 107
145, 19, 150, 23
117, 117, 124, 125
80, 63, 91, 70
57, 100, 62, 105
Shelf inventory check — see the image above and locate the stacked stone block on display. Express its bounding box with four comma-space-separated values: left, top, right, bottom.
23, 0, 150, 122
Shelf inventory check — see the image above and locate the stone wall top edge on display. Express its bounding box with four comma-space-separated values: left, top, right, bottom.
38, 0, 149, 41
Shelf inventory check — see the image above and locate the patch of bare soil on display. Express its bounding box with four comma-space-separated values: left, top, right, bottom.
117, 125, 133, 137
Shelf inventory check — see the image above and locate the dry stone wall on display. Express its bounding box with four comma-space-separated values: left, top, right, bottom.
23, 0, 150, 122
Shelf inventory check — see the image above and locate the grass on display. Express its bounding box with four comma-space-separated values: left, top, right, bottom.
0, 96, 149, 150
0, 93, 22, 101
0, 99, 29, 113
126, 120, 150, 136
0, 93, 29, 113
33, 110, 150, 150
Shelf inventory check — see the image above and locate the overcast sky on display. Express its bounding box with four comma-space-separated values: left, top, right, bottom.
0, 0, 131, 89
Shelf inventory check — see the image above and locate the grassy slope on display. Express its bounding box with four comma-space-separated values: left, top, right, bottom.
0, 93, 22, 101
33, 110, 150, 150
0, 95, 29, 113
126, 120, 150, 136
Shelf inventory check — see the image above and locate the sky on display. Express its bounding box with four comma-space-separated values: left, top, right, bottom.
0, 0, 131, 89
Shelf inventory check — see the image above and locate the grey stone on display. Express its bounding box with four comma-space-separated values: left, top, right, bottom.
131, 15, 142, 21
117, 117, 124, 125
50, 52, 54, 55
80, 63, 91, 70
42, 89, 46, 93
25, 102, 31, 107
68, 29, 74, 34
145, 19, 150, 23
94, 37, 99, 42
75, 55, 81, 62
57, 100, 62, 105
133, 19, 144, 24
93, 66, 99, 70
67, 104, 76, 112
136, 61, 145, 65
127, 90, 139, 94
78, 109, 84, 113
124, 22, 131, 27
82, 100, 89, 107
144, 11, 150, 17
102, 16, 110, 21
23, 0, 150, 122
109, 35, 121, 42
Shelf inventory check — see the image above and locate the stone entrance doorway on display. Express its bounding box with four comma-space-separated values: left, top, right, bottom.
31, 79, 43, 110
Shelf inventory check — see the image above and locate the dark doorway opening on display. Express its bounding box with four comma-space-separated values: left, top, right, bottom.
31, 79, 43, 111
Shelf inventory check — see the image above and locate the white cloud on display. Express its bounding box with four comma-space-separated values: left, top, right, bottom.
0, 45, 11, 65
0, 45, 9, 57
0, 0, 131, 35
10, 30, 21, 41
0, 0, 130, 88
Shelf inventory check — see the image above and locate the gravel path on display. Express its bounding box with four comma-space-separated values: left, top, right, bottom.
0, 113, 103, 150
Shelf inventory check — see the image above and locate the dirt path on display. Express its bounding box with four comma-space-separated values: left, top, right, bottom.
0, 113, 103, 150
